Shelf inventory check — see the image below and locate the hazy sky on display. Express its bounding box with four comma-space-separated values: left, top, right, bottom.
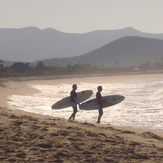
0, 0, 163, 33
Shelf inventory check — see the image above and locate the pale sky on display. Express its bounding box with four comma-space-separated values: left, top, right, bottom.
0, 0, 163, 33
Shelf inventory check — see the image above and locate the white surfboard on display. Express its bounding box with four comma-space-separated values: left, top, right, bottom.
79, 95, 125, 110
51, 90, 93, 109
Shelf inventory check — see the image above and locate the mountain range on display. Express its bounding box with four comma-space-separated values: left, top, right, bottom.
1, 27, 163, 67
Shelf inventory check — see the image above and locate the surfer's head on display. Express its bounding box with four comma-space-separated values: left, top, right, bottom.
97, 86, 102, 92
72, 84, 77, 90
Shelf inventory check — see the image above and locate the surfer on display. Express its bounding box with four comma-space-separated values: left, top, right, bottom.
96, 86, 103, 123
69, 84, 78, 120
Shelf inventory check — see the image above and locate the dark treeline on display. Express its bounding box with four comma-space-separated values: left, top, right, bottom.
0, 59, 163, 77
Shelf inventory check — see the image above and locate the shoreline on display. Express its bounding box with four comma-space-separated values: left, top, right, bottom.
1, 73, 163, 126
0, 80, 40, 108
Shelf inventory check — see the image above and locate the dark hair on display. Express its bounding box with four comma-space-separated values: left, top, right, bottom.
97, 86, 102, 91
72, 84, 77, 89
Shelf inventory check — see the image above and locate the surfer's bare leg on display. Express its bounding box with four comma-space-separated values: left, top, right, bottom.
72, 106, 77, 120
97, 108, 103, 123
69, 106, 77, 120
69, 113, 73, 120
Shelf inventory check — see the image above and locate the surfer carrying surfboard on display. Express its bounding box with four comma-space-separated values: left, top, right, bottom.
69, 84, 79, 120
96, 86, 103, 123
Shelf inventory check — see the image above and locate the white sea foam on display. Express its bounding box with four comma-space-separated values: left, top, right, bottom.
7, 78, 163, 131
151, 89, 163, 100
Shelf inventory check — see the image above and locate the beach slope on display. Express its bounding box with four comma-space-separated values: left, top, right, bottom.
0, 107, 163, 162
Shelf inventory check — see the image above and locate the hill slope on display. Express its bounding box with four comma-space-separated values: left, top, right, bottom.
41, 37, 163, 67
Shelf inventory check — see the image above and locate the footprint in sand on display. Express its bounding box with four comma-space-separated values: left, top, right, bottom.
141, 131, 163, 140
16, 152, 26, 159
37, 143, 52, 149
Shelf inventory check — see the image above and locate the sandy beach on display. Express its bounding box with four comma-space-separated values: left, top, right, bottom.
0, 74, 163, 162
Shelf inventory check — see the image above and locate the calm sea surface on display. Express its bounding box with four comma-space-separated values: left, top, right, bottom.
8, 75, 163, 131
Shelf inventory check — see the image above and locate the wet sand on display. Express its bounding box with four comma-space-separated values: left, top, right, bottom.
0, 74, 163, 162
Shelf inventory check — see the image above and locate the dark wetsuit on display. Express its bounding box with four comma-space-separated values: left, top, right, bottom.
96, 92, 102, 107
96, 91, 103, 123
69, 90, 77, 120
70, 90, 77, 103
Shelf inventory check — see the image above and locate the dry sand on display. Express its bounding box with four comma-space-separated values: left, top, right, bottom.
0, 74, 163, 162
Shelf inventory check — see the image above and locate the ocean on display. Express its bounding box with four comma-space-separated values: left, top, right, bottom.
7, 75, 163, 132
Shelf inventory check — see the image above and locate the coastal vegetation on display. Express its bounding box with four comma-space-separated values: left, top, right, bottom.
0, 59, 163, 78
